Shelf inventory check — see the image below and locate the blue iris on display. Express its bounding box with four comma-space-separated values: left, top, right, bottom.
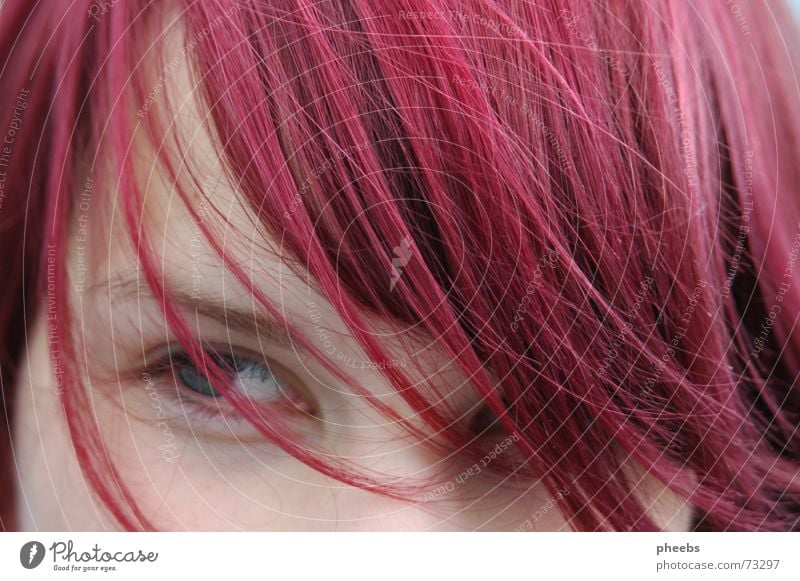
175, 352, 278, 399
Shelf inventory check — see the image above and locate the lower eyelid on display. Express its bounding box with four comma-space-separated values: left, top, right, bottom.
151, 370, 315, 435
149, 377, 272, 439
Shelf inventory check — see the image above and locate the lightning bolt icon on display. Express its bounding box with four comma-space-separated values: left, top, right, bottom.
29, 544, 38, 565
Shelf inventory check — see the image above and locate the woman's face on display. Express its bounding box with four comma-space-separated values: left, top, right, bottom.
11, 28, 693, 532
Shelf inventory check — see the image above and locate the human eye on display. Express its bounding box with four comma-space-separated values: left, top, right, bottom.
143, 344, 317, 438
468, 394, 513, 439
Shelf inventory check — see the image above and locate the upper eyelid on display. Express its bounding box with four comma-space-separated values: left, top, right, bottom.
146, 341, 269, 372
85, 274, 302, 352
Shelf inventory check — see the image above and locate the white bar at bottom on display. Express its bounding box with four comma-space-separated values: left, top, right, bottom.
0, 532, 797, 580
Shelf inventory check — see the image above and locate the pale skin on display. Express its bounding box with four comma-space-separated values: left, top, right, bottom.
11, 24, 694, 532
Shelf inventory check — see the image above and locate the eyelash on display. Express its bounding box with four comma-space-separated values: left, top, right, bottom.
145, 345, 314, 433
142, 345, 506, 443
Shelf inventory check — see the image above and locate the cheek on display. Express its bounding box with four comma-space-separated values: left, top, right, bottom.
105, 427, 335, 530
12, 313, 115, 531
85, 389, 570, 531
629, 469, 695, 532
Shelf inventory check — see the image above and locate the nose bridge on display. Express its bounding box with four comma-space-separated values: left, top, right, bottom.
324, 421, 570, 530
317, 413, 467, 530
310, 359, 512, 530
323, 475, 562, 531
325, 489, 448, 531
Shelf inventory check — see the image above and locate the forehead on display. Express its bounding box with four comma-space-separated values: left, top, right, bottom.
68, 22, 323, 371
73, 15, 484, 405
69, 19, 483, 432
82, 19, 275, 294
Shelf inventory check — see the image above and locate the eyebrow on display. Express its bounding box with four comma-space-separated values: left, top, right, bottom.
86, 275, 300, 350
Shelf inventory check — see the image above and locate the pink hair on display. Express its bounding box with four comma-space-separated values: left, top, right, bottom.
1, 0, 799, 531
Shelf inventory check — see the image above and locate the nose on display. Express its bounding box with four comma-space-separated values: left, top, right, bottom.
311, 426, 561, 530
314, 475, 570, 531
